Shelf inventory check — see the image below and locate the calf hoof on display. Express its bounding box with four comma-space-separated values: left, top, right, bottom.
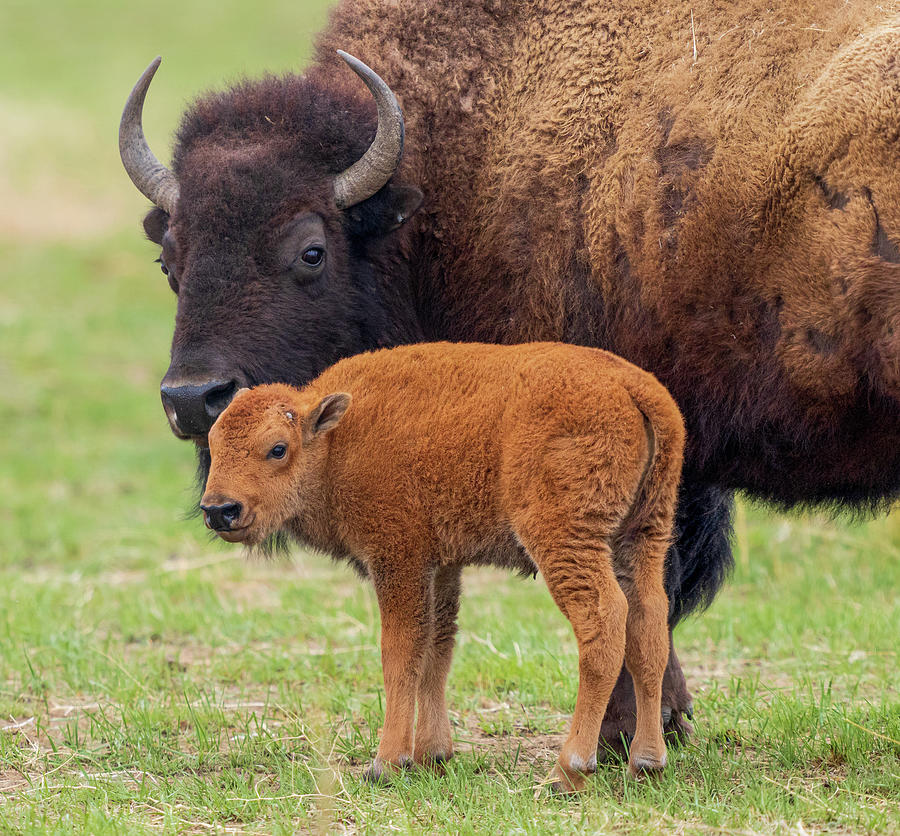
414, 748, 453, 771
548, 766, 587, 795
362, 755, 414, 785
627, 750, 667, 780
547, 752, 595, 795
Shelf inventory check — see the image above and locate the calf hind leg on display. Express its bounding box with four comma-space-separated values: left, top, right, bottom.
415, 565, 462, 766
616, 523, 670, 777
522, 535, 628, 794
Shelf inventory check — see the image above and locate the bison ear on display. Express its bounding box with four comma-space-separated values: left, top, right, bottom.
346, 185, 423, 238
303, 392, 352, 441
383, 185, 424, 232
143, 207, 169, 245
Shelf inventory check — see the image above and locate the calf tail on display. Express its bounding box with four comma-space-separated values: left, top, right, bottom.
622, 384, 686, 563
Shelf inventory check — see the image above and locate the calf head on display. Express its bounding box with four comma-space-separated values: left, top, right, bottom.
202, 384, 351, 546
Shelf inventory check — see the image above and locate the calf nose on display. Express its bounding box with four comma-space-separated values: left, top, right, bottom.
201, 502, 243, 531
160, 379, 239, 437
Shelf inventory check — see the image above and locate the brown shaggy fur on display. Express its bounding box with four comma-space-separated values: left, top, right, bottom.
201, 342, 685, 792
312, 0, 900, 506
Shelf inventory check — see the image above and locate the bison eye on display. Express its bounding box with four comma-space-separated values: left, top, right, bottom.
301, 247, 324, 267
268, 443, 287, 460
155, 257, 178, 293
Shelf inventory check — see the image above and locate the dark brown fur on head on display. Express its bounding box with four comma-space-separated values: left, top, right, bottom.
148, 71, 423, 428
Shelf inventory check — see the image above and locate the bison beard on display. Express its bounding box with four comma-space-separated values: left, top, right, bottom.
122, 0, 900, 757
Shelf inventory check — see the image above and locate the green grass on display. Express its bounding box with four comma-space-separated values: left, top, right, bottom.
1, 1, 899, 833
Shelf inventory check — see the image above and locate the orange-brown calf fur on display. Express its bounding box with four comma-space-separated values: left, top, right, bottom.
202, 342, 685, 791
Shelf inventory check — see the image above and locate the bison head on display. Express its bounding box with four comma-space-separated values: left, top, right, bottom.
119, 54, 423, 457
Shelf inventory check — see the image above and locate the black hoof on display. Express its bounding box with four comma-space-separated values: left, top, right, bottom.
662, 705, 694, 746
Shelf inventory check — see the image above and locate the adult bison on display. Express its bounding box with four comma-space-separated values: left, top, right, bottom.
120, 0, 900, 755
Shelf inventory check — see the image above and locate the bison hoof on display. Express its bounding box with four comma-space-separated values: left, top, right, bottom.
415, 749, 453, 771
597, 730, 632, 763
663, 702, 694, 745
598, 702, 694, 763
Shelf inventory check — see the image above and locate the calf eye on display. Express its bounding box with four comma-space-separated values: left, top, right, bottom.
301, 247, 324, 266
268, 444, 287, 460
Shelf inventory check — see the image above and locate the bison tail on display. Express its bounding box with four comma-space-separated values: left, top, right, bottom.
665, 482, 735, 625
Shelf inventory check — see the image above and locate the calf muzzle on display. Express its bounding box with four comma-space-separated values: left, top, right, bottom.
201, 501, 243, 532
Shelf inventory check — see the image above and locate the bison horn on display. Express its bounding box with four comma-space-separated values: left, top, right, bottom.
333, 51, 405, 210
119, 57, 180, 216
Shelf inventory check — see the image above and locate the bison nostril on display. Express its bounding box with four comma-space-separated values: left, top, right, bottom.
160, 377, 243, 438
205, 380, 238, 419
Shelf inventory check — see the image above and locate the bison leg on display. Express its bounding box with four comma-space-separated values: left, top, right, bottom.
598, 482, 733, 758
364, 563, 432, 784
414, 564, 461, 767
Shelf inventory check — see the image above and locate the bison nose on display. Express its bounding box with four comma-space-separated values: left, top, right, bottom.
201, 501, 243, 531
160, 379, 239, 438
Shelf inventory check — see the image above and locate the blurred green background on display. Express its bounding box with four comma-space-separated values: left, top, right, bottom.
0, 1, 897, 833
1, 0, 331, 568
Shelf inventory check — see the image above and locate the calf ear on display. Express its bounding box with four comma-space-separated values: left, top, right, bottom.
304, 392, 352, 441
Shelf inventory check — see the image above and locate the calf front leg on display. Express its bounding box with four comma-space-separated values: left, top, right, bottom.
415, 564, 461, 766
366, 563, 432, 783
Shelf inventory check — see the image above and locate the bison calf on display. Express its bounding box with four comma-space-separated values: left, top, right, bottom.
200, 342, 685, 791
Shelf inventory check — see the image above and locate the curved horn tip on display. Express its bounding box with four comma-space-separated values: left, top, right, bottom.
119, 55, 180, 215
133, 56, 163, 92
332, 49, 406, 210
